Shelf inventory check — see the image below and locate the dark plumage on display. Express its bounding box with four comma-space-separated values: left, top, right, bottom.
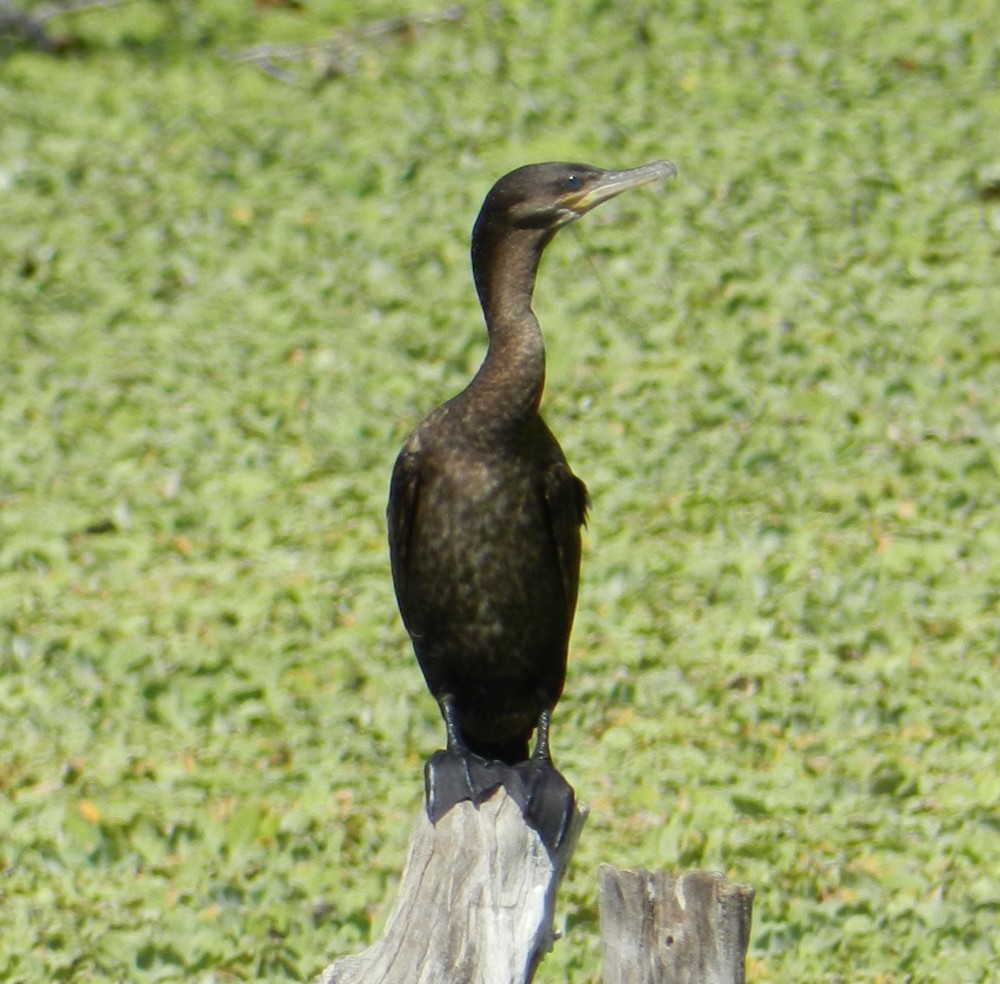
388, 161, 675, 769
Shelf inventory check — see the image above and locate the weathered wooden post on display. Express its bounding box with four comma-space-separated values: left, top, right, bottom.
312, 787, 754, 983
598, 867, 755, 984
313, 787, 586, 984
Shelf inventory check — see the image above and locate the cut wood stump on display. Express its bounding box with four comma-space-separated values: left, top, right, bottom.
599, 866, 755, 984
311, 786, 754, 984
313, 786, 586, 984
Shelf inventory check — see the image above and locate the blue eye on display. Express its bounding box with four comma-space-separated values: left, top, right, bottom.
566, 174, 581, 189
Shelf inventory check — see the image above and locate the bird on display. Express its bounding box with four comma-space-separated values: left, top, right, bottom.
387, 161, 675, 837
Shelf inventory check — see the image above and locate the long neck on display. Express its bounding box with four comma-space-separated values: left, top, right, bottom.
463, 222, 555, 431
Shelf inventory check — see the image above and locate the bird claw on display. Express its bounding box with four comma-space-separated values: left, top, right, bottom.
424, 748, 505, 823
512, 758, 575, 852
424, 749, 575, 854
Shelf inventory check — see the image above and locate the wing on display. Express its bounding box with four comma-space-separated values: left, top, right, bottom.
386, 436, 422, 622
542, 460, 589, 623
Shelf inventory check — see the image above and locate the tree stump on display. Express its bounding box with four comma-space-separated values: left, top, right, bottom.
313, 786, 586, 984
311, 790, 754, 983
598, 867, 755, 984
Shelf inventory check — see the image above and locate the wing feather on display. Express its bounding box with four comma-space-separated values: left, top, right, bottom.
387, 440, 422, 617
542, 462, 589, 622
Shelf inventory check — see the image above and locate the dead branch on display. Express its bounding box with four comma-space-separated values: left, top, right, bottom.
0, 0, 128, 52
225, 4, 466, 84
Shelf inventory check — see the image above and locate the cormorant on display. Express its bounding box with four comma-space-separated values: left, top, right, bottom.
387, 161, 675, 840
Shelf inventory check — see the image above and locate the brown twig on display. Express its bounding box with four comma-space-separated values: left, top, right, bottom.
226, 4, 466, 84
34, 0, 127, 21
0, 0, 128, 52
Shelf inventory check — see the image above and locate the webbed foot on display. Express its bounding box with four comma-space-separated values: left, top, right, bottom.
425, 700, 575, 852
424, 748, 506, 823
512, 757, 575, 852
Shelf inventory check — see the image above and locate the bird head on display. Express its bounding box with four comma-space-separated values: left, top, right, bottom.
479, 160, 677, 232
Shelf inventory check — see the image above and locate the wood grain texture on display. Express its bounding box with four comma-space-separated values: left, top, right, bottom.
598, 867, 754, 984
314, 789, 586, 984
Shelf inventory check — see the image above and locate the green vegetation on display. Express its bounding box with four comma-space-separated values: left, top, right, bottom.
2, 1, 998, 980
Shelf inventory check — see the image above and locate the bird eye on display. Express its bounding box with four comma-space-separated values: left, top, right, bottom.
565, 174, 581, 190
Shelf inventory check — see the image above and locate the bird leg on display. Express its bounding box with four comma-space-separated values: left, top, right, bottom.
441, 692, 465, 753
424, 696, 506, 824
531, 707, 553, 761
425, 700, 575, 853
514, 707, 576, 852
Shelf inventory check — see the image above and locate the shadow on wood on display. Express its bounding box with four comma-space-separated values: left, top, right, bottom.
313, 786, 586, 984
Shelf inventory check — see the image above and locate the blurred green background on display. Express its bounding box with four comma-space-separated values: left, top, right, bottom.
1, 0, 998, 980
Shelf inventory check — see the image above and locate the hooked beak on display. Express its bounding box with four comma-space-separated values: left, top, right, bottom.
567, 160, 677, 215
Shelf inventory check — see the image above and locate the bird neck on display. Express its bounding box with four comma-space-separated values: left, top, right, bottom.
466, 224, 555, 431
